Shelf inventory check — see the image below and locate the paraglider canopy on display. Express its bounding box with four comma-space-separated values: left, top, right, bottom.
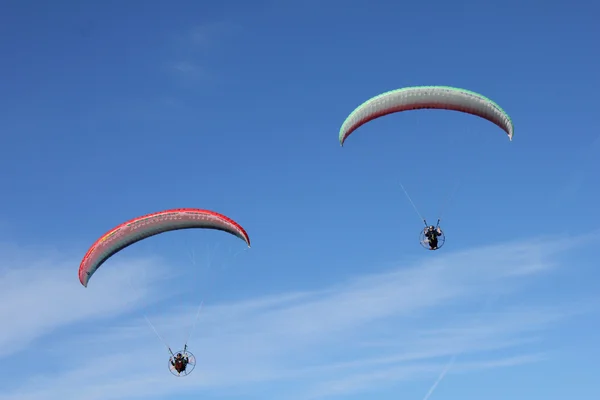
339, 85, 514, 146
79, 208, 251, 287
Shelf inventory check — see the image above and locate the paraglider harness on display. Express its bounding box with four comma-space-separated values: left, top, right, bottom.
171, 351, 189, 373
168, 345, 196, 377
419, 219, 445, 251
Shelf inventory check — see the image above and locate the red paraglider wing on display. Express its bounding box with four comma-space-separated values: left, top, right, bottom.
79, 208, 250, 287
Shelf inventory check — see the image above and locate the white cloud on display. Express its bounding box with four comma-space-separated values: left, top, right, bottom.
0, 234, 593, 399
187, 22, 241, 48
170, 61, 210, 81
0, 245, 171, 358
304, 353, 545, 400
554, 132, 600, 206
168, 22, 240, 81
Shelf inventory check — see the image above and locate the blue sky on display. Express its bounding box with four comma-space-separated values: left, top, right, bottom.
0, 0, 599, 399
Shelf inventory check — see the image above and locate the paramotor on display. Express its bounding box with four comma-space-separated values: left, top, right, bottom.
169, 349, 196, 377
420, 225, 445, 250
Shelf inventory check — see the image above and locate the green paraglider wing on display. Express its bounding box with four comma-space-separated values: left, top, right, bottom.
339, 86, 514, 146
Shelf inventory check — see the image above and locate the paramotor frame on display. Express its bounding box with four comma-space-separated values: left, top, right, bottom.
169, 350, 196, 377
419, 227, 445, 250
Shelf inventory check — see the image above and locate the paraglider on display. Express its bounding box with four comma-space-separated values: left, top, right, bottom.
339, 86, 513, 250
79, 208, 251, 376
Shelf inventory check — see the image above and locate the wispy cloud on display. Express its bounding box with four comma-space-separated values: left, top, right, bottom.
0, 234, 593, 399
170, 61, 209, 81
167, 22, 241, 82
186, 22, 241, 48
554, 132, 600, 206
0, 246, 170, 359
